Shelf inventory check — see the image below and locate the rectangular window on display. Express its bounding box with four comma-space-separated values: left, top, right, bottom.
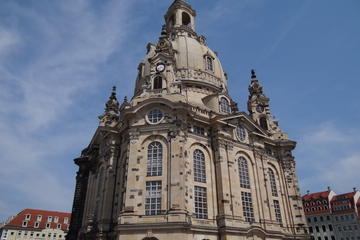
64, 217, 68, 224
25, 214, 31, 220
194, 186, 208, 219
47, 216, 52, 222
318, 237, 322, 240
34, 222, 39, 228
331, 236, 335, 240
37, 215, 42, 221
322, 225, 326, 232
329, 224, 333, 231
314, 217, 318, 222
46, 223, 50, 228
54, 216, 59, 223
22, 221, 27, 227
316, 226, 320, 232
309, 227, 313, 233
193, 126, 205, 136
241, 192, 254, 222
145, 181, 162, 215
57, 224, 61, 229
325, 237, 328, 240
273, 200, 282, 223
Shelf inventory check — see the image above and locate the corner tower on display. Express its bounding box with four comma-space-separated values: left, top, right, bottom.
67, 2, 309, 240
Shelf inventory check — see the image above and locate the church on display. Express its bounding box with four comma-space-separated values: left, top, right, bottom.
66, 1, 309, 240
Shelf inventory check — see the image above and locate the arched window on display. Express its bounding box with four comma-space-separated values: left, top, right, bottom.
193, 149, 206, 183
147, 142, 163, 176
182, 12, 191, 26
238, 157, 250, 189
205, 56, 213, 71
260, 117, 268, 130
220, 97, 231, 114
268, 168, 278, 197
153, 76, 162, 89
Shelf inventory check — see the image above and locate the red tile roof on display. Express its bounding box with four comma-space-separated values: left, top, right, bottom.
302, 190, 330, 201
331, 192, 355, 202
5, 209, 71, 232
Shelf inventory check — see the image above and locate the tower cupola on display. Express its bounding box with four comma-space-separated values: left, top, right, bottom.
165, 0, 196, 34
247, 70, 288, 139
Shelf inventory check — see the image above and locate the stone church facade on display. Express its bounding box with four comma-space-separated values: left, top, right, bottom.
67, 1, 309, 240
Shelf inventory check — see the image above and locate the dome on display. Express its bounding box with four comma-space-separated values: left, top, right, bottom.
171, 35, 227, 89
133, 0, 229, 98
134, 34, 228, 95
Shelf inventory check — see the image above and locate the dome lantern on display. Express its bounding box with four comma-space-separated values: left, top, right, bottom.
165, 0, 196, 34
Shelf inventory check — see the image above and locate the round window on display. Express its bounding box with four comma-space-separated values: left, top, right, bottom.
147, 109, 164, 124
236, 125, 246, 141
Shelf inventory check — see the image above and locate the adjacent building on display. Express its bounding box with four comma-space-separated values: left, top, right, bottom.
303, 189, 360, 240
0, 209, 71, 240
67, 1, 309, 240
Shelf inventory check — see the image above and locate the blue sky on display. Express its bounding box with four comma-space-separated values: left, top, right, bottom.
0, 0, 359, 221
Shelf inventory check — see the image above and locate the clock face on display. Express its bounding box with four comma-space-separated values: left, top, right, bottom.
256, 105, 264, 113
156, 63, 165, 72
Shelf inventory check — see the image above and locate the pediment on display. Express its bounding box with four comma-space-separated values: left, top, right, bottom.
215, 112, 269, 137
87, 126, 118, 150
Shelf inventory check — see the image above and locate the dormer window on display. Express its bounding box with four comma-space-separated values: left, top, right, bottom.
220, 97, 231, 114
205, 56, 213, 71
236, 125, 246, 141
153, 76, 163, 89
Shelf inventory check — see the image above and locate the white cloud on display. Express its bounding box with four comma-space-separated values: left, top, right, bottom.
0, 0, 136, 221
304, 121, 353, 145
297, 121, 360, 194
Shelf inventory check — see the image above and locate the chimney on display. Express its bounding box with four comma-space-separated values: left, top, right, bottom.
306, 190, 310, 195
327, 186, 331, 191
353, 187, 357, 192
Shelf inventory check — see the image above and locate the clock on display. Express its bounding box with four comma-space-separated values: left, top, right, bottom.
156, 63, 165, 72
256, 104, 264, 113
